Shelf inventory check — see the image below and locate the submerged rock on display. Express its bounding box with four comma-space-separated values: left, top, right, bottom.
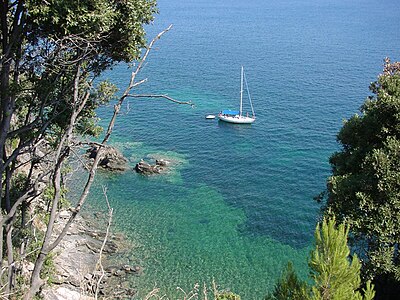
135, 159, 170, 175
156, 159, 169, 166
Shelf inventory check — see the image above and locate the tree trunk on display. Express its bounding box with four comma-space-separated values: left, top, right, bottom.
6, 223, 14, 297
26, 66, 83, 299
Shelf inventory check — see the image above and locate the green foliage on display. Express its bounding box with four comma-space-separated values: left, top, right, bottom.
265, 262, 308, 300
94, 80, 119, 104
25, 230, 45, 263
40, 252, 56, 285
43, 185, 70, 210
267, 217, 375, 300
14, 274, 31, 300
309, 217, 375, 300
325, 58, 400, 282
2, 173, 29, 211
26, 0, 157, 69
74, 80, 118, 137
10, 173, 28, 200
4, 0, 157, 150
9, 137, 20, 150
61, 163, 73, 177
215, 291, 241, 300
1, 0, 157, 297
24, 231, 56, 284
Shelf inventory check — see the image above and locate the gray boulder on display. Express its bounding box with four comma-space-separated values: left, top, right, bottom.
87, 145, 128, 171
135, 159, 171, 175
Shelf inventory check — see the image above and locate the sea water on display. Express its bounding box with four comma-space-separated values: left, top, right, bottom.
81, 0, 400, 298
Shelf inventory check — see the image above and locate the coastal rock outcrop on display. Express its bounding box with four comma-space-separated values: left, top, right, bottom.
86, 144, 128, 171
135, 158, 170, 175
41, 210, 142, 299
42, 287, 93, 300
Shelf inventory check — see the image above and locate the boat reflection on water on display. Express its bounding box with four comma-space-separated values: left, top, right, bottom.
217, 119, 253, 131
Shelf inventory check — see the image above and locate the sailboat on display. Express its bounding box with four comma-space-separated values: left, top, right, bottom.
218, 66, 256, 124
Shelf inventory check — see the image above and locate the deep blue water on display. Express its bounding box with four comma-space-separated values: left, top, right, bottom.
84, 0, 400, 298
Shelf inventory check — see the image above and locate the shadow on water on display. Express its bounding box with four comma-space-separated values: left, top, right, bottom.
238, 217, 315, 249
217, 120, 254, 131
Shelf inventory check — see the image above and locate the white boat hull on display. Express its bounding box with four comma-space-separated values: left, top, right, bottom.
218, 115, 255, 124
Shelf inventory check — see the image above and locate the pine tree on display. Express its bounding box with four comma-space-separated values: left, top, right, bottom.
265, 262, 308, 300
308, 217, 375, 300
267, 217, 375, 300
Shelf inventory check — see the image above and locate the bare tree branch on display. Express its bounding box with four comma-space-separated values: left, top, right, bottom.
27, 62, 91, 298
0, 176, 45, 228
132, 78, 148, 88
69, 147, 91, 171
127, 94, 194, 107
94, 186, 113, 300
44, 23, 174, 263
103, 24, 174, 141
24, 24, 191, 299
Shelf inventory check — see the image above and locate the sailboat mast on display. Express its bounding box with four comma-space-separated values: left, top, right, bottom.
240, 66, 243, 116
243, 70, 255, 118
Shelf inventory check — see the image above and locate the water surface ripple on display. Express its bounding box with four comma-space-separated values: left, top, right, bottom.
85, 0, 400, 298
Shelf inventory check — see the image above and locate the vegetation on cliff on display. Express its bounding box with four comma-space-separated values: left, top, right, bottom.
266, 217, 375, 300
322, 58, 400, 299
1, 0, 157, 298
268, 59, 400, 300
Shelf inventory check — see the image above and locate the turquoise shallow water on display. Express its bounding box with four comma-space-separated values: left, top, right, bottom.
79, 0, 400, 298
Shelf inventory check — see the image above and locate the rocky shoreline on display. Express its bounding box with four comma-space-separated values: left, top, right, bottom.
41, 145, 178, 299
41, 209, 142, 300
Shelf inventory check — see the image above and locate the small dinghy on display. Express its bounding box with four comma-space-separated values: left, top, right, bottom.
205, 114, 216, 119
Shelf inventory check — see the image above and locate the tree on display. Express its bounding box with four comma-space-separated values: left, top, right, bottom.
266, 217, 375, 300
265, 262, 308, 300
309, 217, 375, 300
0, 0, 165, 298
324, 58, 400, 298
